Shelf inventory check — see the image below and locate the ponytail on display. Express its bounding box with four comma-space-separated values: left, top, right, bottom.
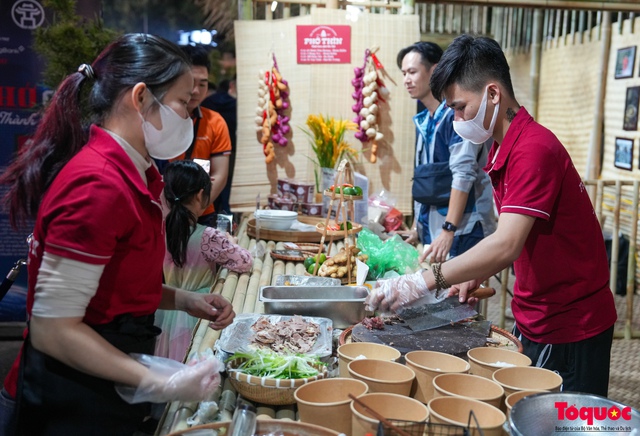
0, 71, 91, 228
165, 201, 197, 268
0, 33, 191, 229
163, 160, 212, 268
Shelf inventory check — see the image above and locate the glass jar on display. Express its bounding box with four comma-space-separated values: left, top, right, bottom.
227, 403, 257, 436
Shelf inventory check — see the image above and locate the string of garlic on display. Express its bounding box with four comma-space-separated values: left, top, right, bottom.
254, 54, 291, 164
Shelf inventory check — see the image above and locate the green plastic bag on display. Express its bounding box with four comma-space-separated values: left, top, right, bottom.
356, 228, 420, 280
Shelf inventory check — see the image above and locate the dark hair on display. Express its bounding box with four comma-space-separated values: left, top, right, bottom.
0, 33, 191, 228
397, 41, 443, 70
216, 79, 230, 93
163, 160, 212, 268
180, 44, 211, 72
430, 34, 515, 102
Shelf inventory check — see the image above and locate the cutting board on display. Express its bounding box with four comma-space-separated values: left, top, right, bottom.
350, 321, 491, 358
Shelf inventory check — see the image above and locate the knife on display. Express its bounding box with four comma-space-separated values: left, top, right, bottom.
398, 287, 495, 332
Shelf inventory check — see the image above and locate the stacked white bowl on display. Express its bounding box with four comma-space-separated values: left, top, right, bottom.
254, 210, 298, 230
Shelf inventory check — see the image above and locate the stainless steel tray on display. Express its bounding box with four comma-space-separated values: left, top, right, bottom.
274, 275, 341, 287
259, 285, 369, 329
217, 313, 333, 357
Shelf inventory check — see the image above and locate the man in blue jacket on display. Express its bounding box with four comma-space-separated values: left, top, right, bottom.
396, 42, 495, 262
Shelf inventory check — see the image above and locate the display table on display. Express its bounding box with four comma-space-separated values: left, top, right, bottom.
156, 214, 356, 435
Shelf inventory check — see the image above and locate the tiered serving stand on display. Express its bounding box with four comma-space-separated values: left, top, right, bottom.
310, 159, 362, 284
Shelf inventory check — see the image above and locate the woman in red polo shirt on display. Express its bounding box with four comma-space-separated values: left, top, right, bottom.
0, 34, 234, 435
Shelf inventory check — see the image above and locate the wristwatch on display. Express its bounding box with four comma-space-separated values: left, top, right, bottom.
442, 221, 458, 233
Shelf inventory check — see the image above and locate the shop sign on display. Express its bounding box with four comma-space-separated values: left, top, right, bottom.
296, 25, 350, 64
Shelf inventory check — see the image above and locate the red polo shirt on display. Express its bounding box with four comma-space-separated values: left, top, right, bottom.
4, 125, 166, 397
485, 107, 616, 344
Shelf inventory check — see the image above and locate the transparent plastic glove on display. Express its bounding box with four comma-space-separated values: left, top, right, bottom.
365, 269, 441, 314
186, 401, 220, 426
116, 354, 223, 404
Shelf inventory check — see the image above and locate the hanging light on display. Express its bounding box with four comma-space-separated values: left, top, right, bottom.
190, 30, 202, 43
271, 1, 278, 12
177, 29, 218, 47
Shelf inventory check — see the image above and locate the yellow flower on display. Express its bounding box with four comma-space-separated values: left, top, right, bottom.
303, 114, 358, 169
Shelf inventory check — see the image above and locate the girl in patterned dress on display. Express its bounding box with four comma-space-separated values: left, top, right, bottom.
156, 160, 252, 361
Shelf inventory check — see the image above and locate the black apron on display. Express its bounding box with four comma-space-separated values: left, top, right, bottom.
15, 314, 160, 436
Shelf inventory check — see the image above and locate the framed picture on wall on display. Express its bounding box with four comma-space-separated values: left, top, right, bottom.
614, 137, 634, 170
615, 46, 636, 79
623, 86, 640, 130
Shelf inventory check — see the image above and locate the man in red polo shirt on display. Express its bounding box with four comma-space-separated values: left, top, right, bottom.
366, 34, 616, 397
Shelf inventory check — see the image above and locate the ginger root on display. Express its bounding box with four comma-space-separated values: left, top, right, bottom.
317, 246, 367, 279
336, 266, 348, 278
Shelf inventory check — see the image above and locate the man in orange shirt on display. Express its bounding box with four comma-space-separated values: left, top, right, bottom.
174, 44, 232, 226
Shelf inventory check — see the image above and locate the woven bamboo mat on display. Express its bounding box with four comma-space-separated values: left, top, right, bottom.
233, 9, 420, 214
609, 335, 640, 411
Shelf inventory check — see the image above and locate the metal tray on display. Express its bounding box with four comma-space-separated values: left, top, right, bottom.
274, 275, 341, 287
260, 285, 369, 329
216, 313, 333, 357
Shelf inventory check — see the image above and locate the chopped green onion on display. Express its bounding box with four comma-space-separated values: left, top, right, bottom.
227, 349, 326, 379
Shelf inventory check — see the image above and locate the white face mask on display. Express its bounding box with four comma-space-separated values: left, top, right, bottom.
140, 95, 193, 160
452, 87, 499, 144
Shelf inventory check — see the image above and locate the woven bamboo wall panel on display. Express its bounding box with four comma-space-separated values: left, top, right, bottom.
234, 13, 313, 211
600, 17, 640, 292
537, 32, 602, 176
234, 10, 420, 214
504, 51, 533, 111
602, 16, 640, 182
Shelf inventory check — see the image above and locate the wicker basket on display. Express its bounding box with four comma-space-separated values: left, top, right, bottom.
226, 358, 328, 405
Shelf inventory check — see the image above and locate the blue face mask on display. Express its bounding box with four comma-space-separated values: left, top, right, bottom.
140, 95, 193, 160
